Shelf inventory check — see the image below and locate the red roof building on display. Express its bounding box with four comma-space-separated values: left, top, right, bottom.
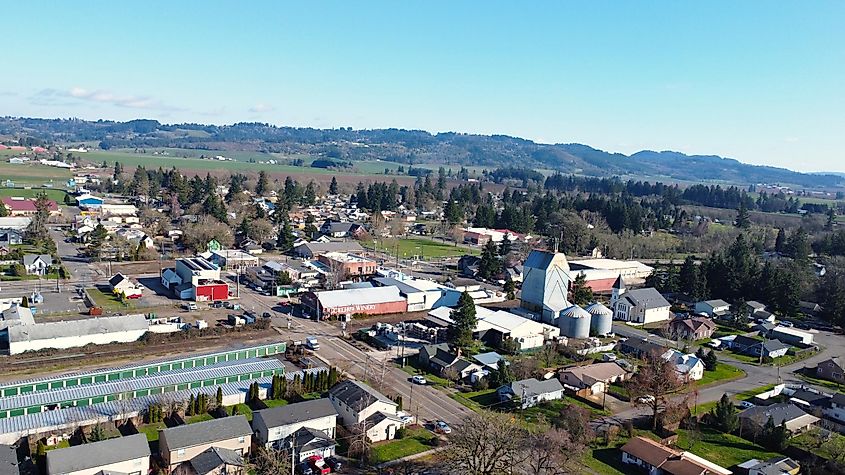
1, 197, 60, 217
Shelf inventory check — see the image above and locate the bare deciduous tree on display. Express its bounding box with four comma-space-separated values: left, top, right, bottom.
247, 446, 292, 475
627, 350, 685, 430
442, 411, 528, 474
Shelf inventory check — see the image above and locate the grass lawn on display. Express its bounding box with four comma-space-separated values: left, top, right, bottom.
523, 398, 610, 425
369, 427, 436, 464
791, 428, 845, 462
676, 427, 781, 468
770, 349, 819, 367
399, 358, 452, 387
185, 413, 215, 424
583, 442, 629, 475
0, 158, 73, 186
0, 187, 68, 201
724, 350, 763, 364
696, 362, 745, 387
44, 439, 71, 451
138, 422, 165, 442
261, 399, 289, 408
693, 383, 777, 416
451, 389, 498, 411
87, 287, 136, 311
365, 236, 479, 259
229, 404, 254, 421
796, 372, 845, 392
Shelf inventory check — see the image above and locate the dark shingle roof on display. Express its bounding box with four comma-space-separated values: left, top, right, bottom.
739, 403, 810, 426
46, 434, 150, 474
620, 338, 668, 357
160, 415, 251, 451
329, 380, 397, 413
189, 446, 243, 474
287, 427, 336, 453
253, 398, 337, 429
623, 288, 670, 310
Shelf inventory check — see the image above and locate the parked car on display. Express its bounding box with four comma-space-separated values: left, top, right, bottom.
780, 321, 794, 327
435, 420, 452, 434
738, 400, 755, 409
210, 301, 224, 308
325, 457, 343, 472
183, 302, 198, 311
308, 456, 330, 475
262, 312, 272, 318
411, 375, 427, 385
305, 336, 320, 350
296, 462, 314, 475
637, 395, 655, 404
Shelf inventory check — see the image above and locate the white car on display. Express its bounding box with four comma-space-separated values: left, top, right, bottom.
738, 400, 755, 409
411, 375, 427, 385
637, 395, 655, 404
435, 420, 452, 434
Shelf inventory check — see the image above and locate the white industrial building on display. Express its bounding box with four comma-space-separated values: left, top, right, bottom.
520, 250, 572, 324
1, 314, 149, 355
372, 276, 456, 311
428, 305, 560, 351
569, 258, 654, 284
770, 326, 814, 346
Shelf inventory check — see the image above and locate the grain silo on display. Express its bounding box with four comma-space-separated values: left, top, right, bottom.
586, 302, 613, 336
560, 305, 591, 339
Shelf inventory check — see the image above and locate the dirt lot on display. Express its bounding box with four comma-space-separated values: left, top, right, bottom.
95, 260, 176, 275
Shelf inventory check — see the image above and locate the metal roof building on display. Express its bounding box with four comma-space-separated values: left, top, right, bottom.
46, 433, 150, 475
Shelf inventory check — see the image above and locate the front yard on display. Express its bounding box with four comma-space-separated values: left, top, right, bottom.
790, 428, 845, 462
451, 388, 499, 411
369, 427, 437, 464
675, 427, 781, 468
87, 287, 136, 311
696, 362, 744, 386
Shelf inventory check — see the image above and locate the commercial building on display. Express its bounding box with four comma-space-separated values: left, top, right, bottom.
770, 326, 814, 346
208, 249, 260, 271
293, 241, 365, 258
45, 433, 150, 475
317, 252, 377, 281
1, 197, 60, 217
159, 415, 252, 471
0, 217, 32, 231
462, 227, 528, 245
428, 305, 560, 351
520, 250, 572, 324
99, 204, 138, 217
569, 258, 654, 284
75, 194, 104, 210
301, 286, 407, 320
163, 257, 230, 301
0, 314, 149, 355
373, 276, 453, 311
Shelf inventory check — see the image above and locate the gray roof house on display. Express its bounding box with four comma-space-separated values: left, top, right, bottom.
739, 403, 820, 435
417, 343, 481, 380
497, 377, 564, 409
45, 433, 150, 475
0, 444, 17, 475
185, 446, 244, 475
22, 254, 53, 275
328, 380, 401, 442
252, 398, 338, 451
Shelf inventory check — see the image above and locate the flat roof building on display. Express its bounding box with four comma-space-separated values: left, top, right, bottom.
301, 286, 407, 320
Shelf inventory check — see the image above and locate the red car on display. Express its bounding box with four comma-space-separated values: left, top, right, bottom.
307, 455, 331, 475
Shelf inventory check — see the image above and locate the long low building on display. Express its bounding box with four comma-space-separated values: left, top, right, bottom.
301, 286, 407, 320
569, 258, 654, 284
428, 305, 560, 350
0, 314, 149, 355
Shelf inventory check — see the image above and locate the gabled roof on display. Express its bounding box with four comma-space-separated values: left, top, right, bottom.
739, 402, 816, 427
473, 351, 505, 368
420, 343, 458, 368
622, 288, 670, 310
507, 378, 563, 398
329, 380, 397, 413
821, 356, 844, 371
561, 362, 628, 384
22, 254, 53, 267
160, 415, 252, 451
109, 273, 130, 287
253, 398, 337, 429
286, 426, 336, 453
46, 433, 150, 474
620, 338, 668, 357
701, 299, 730, 308
621, 436, 679, 467
189, 446, 243, 474
612, 275, 626, 290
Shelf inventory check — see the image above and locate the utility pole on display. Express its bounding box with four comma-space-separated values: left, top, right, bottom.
290, 438, 296, 475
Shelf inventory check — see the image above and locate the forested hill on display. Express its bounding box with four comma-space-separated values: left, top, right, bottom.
1, 117, 841, 188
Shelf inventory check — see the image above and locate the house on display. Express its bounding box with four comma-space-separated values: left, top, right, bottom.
667, 316, 716, 341
45, 433, 150, 475
472, 351, 506, 370
787, 389, 830, 409
799, 301, 821, 315
458, 255, 481, 278
497, 378, 564, 409
159, 415, 252, 472
745, 300, 767, 316
770, 326, 814, 346
822, 393, 845, 426
22, 254, 53, 276
292, 241, 365, 258
611, 277, 671, 325
662, 349, 704, 381
0, 230, 23, 246
738, 457, 800, 475
178, 446, 244, 475
752, 321, 776, 335
109, 273, 143, 299
694, 299, 731, 317
252, 398, 338, 458
320, 220, 365, 239
317, 252, 377, 281
727, 335, 790, 359
738, 403, 820, 436
206, 239, 223, 252
618, 338, 670, 360
417, 343, 482, 380
559, 362, 629, 394
620, 436, 732, 475
816, 357, 845, 384
328, 380, 402, 442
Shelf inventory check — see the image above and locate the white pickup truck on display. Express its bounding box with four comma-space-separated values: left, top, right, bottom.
305, 336, 320, 350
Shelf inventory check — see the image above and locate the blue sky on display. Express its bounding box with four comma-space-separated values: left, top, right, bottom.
2, 1, 843, 172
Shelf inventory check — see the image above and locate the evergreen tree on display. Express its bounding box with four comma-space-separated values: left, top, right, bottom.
498, 238, 511, 257
495, 358, 513, 386
570, 273, 593, 305
328, 367, 339, 387
448, 292, 477, 352
735, 201, 751, 228
255, 171, 269, 196
276, 218, 296, 251
827, 207, 837, 231
477, 240, 501, 280
710, 393, 739, 433
704, 350, 718, 371
503, 278, 516, 300
774, 228, 786, 253
216, 387, 223, 407
187, 394, 195, 416
329, 176, 338, 195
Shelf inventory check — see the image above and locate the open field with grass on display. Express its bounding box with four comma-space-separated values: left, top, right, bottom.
450, 389, 499, 411
693, 383, 776, 415
0, 161, 72, 187
697, 362, 745, 387
87, 287, 136, 311
0, 187, 69, 201
369, 427, 437, 464
364, 236, 479, 259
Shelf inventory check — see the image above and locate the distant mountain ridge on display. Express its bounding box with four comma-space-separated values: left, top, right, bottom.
0, 116, 841, 188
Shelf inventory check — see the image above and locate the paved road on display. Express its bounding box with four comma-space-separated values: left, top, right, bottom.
48, 226, 102, 286
236, 288, 474, 426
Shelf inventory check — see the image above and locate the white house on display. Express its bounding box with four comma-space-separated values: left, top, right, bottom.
662, 349, 705, 381
328, 380, 402, 442
252, 398, 337, 461
108, 273, 143, 299
23, 254, 53, 276
497, 378, 564, 409
695, 299, 731, 317
45, 433, 150, 475
610, 277, 671, 325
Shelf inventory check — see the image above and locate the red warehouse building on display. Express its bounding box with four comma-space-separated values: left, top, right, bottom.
302, 286, 407, 320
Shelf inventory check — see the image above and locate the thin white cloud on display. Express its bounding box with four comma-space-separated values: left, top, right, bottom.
30, 87, 182, 111
249, 103, 275, 113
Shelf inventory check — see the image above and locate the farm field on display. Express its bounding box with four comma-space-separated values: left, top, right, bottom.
364, 236, 479, 259
0, 162, 72, 187
0, 187, 68, 201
